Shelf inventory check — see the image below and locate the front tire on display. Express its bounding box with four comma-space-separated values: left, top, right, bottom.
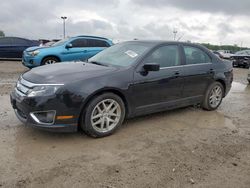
202, 82, 224, 111
41, 57, 59, 65
81, 93, 126, 138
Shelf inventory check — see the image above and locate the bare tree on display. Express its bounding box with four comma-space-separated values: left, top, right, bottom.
0, 30, 5, 37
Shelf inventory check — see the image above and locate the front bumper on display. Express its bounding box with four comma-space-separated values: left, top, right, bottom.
10, 90, 79, 133
22, 53, 42, 68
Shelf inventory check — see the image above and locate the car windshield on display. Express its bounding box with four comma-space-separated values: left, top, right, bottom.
88, 42, 152, 67
52, 38, 68, 47
235, 50, 250, 55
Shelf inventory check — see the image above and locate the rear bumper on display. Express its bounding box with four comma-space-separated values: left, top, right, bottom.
224, 70, 233, 96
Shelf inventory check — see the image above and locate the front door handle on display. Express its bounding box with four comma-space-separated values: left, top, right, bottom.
174, 71, 180, 78
83, 50, 88, 53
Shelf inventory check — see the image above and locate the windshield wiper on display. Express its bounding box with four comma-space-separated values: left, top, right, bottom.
88, 61, 108, 67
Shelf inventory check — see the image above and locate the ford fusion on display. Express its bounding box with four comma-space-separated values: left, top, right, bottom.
10, 41, 233, 137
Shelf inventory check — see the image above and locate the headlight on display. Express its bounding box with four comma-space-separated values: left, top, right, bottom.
27, 85, 61, 97
29, 50, 40, 56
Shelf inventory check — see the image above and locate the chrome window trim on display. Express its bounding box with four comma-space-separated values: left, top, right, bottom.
160, 63, 212, 70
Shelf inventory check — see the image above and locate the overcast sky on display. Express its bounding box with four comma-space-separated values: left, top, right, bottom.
1, 0, 250, 46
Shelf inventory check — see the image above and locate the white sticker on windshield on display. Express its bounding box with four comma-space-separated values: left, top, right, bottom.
125, 50, 138, 58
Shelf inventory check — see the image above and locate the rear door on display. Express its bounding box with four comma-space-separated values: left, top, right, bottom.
181, 45, 214, 100
0, 38, 13, 58
12, 38, 31, 58
86, 39, 110, 58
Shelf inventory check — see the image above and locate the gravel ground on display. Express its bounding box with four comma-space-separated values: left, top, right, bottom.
0, 61, 250, 188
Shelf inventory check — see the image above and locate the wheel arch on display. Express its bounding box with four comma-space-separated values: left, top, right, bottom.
215, 79, 226, 97
78, 88, 131, 125
41, 55, 61, 64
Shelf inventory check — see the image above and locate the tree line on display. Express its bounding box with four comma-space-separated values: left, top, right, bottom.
201, 43, 248, 53
0, 30, 5, 37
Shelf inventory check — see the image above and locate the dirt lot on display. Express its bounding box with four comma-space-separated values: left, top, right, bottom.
0, 61, 250, 188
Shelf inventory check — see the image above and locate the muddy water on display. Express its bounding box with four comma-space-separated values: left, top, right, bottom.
0, 61, 250, 187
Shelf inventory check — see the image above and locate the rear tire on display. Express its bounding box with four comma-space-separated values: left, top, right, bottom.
41, 57, 59, 65
202, 82, 224, 111
81, 93, 126, 138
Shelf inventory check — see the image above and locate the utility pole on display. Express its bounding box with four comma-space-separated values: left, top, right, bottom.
240, 41, 243, 51
173, 28, 178, 41
61, 16, 67, 39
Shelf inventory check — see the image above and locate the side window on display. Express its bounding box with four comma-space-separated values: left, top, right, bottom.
144, 45, 180, 68
71, 39, 87, 48
87, 39, 110, 47
183, 46, 211, 65
12, 38, 30, 45
0, 38, 13, 45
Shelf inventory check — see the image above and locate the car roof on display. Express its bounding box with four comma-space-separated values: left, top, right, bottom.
125, 40, 204, 47
0, 36, 31, 41
73, 35, 110, 40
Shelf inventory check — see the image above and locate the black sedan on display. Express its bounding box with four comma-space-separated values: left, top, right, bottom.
10, 41, 233, 137
0, 37, 39, 59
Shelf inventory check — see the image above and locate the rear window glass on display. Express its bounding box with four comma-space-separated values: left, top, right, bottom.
87, 39, 110, 47
184, 46, 211, 65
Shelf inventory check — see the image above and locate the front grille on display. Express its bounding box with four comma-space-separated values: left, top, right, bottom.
15, 77, 34, 97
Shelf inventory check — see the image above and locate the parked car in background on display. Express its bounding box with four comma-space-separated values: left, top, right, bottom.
11, 41, 233, 137
231, 50, 250, 68
212, 51, 223, 58
217, 50, 234, 59
22, 36, 113, 68
0, 37, 39, 59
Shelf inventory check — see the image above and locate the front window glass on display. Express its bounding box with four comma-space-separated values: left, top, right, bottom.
144, 45, 180, 68
71, 39, 87, 48
88, 42, 152, 67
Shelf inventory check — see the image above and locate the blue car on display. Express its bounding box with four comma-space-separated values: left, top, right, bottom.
22, 36, 113, 68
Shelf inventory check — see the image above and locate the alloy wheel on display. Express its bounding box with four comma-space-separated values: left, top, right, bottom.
209, 86, 223, 108
91, 99, 121, 133
45, 59, 57, 65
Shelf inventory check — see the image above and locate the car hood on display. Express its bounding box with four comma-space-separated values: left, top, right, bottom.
25, 46, 48, 52
231, 54, 250, 58
22, 61, 118, 84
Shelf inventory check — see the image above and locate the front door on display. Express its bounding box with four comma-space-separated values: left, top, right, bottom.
131, 44, 185, 115
62, 38, 92, 61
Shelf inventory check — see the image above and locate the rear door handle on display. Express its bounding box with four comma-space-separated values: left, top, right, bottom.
208, 69, 214, 74
83, 50, 88, 53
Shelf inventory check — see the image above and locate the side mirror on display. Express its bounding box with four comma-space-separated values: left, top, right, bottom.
65, 43, 73, 49
143, 63, 160, 72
